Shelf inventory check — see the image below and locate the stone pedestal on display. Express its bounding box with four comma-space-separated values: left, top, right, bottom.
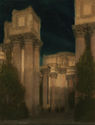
24, 39, 34, 114
49, 72, 57, 110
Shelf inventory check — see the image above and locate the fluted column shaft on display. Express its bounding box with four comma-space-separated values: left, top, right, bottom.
12, 41, 21, 82
41, 66, 50, 109
24, 40, 34, 113
50, 72, 57, 110
43, 73, 48, 109
33, 42, 41, 110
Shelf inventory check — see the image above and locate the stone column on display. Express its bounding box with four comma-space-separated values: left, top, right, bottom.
24, 39, 34, 114
65, 75, 71, 112
12, 41, 21, 82
41, 66, 50, 109
33, 41, 42, 112
66, 75, 75, 111
21, 48, 25, 85
73, 25, 86, 63
49, 72, 57, 110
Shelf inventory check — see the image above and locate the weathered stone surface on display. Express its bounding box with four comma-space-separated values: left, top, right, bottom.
24, 41, 34, 113
74, 0, 95, 62
12, 41, 22, 82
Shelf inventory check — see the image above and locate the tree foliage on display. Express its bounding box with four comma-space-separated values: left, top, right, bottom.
75, 32, 95, 122
0, 63, 28, 120
76, 32, 95, 98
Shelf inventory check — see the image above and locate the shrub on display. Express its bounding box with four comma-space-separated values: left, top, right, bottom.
75, 98, 95, 122
0, 64, 29, 120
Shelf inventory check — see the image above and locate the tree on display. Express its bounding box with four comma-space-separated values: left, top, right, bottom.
76, 32, 95, 98
0, 63, 28, 120
75, 31, 95, 122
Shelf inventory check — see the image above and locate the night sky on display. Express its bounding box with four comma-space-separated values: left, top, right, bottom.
0, 0, 75, 57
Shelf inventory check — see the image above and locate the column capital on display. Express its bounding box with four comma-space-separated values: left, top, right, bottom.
88, 22, 95, 35
73, 22, 95, 37
57, 67, 66, 74
40, 66, 50, 75
49, 72, 57, 79
34, 40, 43, 49
73, 24, 87, 37
24, 39, 34, 45
3, 43, 13, 52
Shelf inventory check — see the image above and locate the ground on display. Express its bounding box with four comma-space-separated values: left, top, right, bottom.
0, 110, 75, 125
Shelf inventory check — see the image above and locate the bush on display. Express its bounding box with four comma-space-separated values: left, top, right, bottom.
75, 32, 95, 122
0, 64, 29, 120
75, 98, 95, 122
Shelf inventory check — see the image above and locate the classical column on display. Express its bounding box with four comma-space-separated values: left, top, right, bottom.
12, 41, 21, 82
21, 48, 25, 84
65, 75, 71, 112
49, 72, 57, 110
73, 24, 86, 62
66, 75, 76, 111
41, 66, 50, 109
33, 41, 42, 111
24, 39, 34, 114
